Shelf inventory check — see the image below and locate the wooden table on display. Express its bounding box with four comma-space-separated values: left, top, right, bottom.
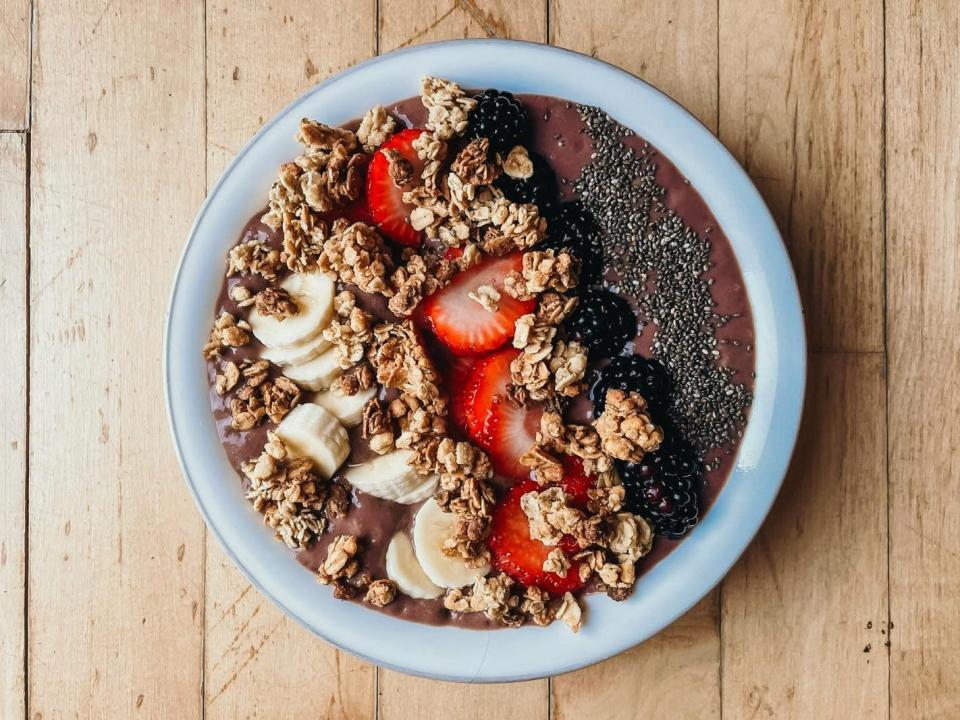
2, 1, 957, 717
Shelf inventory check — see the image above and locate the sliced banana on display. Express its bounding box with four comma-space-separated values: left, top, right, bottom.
275, 403, 349, 479
262, 331, 332, 368
281, 346, 342, 392
315, 385, 376, 428
386, 532, 444, 600
343, 449, 439, 504
413, 497, 490, 589
248, 272, 334, 349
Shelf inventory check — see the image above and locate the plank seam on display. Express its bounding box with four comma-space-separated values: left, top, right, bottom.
23, 125, 32, 720
880, 0, 892, 716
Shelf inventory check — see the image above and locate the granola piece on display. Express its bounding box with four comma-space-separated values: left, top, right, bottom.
357, 104, 397, 152
518, 444, 564, 484
420, 76, 477, 140
243, 433, 328, 549
253, 287, 298, 320
607, 512, 654, 562
318, 222, 395, 297
230, 368, 301, 430
280, 203, 335, 272
480, 203, 547, 254
549, 340, 588, 397
335, 362, 375, 396
388, 253, 445, 317
509, 314, 557, 402
262, 376, 301, 423
362, 397, 395, 455
502, 145, 534, 179
555, 592, 583, 632
316, 534, 360, 585
368, 321, 446, 415
468, 284, 501, 312
323, 291, 375, 368
261, 162, 304, 230
229, 284, 255, 308
536, 292, 578, 325
520, 486, 584, 547
203, 311, 251, 360
411, 131, 448, 190
324, 482, 351, 520
364, 579, 398, 607
227, 237, 282, 280
450, 137, 498, 186
323, 141, 366, 206
214, 361, 241, 396
443, 574, 523, 627
543, 548, 571, 578
535, 412, 614, 476
520, 586, 555, 626
297, 119, 358, 153
383, 148, 415, 188
593, 388, 664, 462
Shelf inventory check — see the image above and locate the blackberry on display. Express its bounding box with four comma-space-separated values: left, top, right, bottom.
495, 152, 557, 212
467, 89, 530, 154
591, 354, 672, 421
538, 201, 604, 285
619, 438, 703, 538
564, 289, 637, 359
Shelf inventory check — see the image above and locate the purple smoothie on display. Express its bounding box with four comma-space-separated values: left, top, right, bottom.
206, 93, 754, 628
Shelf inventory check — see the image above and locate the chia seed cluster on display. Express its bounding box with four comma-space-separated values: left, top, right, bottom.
574, 105, 753, 454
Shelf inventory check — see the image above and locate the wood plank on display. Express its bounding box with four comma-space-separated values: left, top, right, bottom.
203, 2, 377, 718
550, 4, 721, 718
27, 2, 206, 717
550, 0, 719, 131
721, 353, 889, 717
377, 2, 549, 716
0, 132, 27, 720
718, 0, 885, 352
886, 2, 960, 717
0, 0, 30, 129
553, 596, 719, 720
379, 0, 546, 49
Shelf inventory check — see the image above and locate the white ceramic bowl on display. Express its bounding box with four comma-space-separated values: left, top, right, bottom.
165, 39, 805, 682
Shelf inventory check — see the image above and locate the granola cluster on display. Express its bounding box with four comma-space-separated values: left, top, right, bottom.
223, 359, 301, 431
443, 574, 584, 632
594, 388, 663, 462
243, 433, 339, 549
203, 311, 251, 360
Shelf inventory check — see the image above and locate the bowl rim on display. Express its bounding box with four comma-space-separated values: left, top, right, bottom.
164, 38, 806, 683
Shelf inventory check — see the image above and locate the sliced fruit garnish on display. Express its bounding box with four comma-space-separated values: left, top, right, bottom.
448, 355, 478, 435
489, 480, 585, 595
366, 128, 426, 247
558, 456, 596, 508
422, 252, 535, 354
457, 348, 517, 447
485, 395, 543, 481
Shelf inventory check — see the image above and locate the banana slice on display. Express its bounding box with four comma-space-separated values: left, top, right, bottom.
275, 403, 349, 479
262, 331, 332, 368
281, 346, 342, 391
386, 532, 444, 600
413, 497, 490, 589
343, 449, 439, 504
315, 385, 376, 428
248, 272, 334, 349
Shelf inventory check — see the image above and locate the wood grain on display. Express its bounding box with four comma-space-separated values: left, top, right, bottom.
0, 0, 30, 129
376, 2, 549, 715
379, 0, 546, 50
0, 133, 27, 720
718, 0, 885, 352
550, 4, 721, 718
27, 2, 205, 717
886, 2, 960, 717
550, 0, 719, 131
203, 2, 377, 718
721, 353, 889, 717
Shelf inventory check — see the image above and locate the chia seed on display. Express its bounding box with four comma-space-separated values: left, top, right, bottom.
574, 104, 753, 452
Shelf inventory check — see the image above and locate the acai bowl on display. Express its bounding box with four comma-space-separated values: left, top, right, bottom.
165, 39, 805, 682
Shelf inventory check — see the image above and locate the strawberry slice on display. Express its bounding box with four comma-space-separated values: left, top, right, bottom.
366, 128, 426, 247
490, 480, 585, 595
558, 456, 596, 508
485, 395, 543, 481
448, 356, 477, 434
422, 252, 535, 354
460, 348, 518, 445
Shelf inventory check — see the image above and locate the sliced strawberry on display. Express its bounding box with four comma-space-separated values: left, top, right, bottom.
444, 246, 464, 260
447, 356, 477, 434
460, 349, 517, 445
341, 197, 374, 226
422, 252, 536, 354
485, 396, 543, 481
558, 456, 596, 508
366, 128, 426, 247
490, 480, 585, 595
